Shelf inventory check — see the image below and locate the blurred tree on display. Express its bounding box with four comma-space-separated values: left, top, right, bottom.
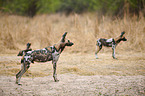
1, 0, 37, 17
37, 0, 61, 14
26, 0, 37, 17
128, 0, 144, 16
0, 0, 144, 17
59, 0, 89, 15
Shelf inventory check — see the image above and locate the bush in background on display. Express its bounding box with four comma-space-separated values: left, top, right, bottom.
0, 0, 144, 17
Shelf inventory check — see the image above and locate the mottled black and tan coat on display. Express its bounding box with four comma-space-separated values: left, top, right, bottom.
16, 32, 73, 85
95, 31, 127, 59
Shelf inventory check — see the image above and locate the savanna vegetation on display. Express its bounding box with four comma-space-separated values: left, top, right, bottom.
0, 1, 145, 95
0, 14, 144, 54
0, 0, 144, 17
0, 0, 144, 54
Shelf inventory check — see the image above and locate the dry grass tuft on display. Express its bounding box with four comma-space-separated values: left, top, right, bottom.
0, 68, 19, 76
0, 52, 144, 77
0, 68, 48, 77
0, 13, 144, 53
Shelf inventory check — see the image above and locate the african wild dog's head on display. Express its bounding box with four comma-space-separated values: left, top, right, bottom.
55, 32, 74, 53
121, 37, 127, 41
120, 31, 127, 41
116, 31, 127, 44
60, 32, 74, 47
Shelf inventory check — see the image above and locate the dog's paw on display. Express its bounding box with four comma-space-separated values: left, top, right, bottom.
55, 79, 59, 82
113, 57, 117, 59
16, 82, 22, 85
18, 83, 22, 86
95, 55, 98, 59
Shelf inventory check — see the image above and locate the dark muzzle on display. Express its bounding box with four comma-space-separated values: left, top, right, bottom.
123, 37, 127, 41
66, 42, 74, 46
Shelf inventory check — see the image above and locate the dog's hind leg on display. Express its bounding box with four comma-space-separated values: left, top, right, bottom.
95, 45, 102, 59
95, 39, 102, 59
16, 63, 23, 84
16, 61, 30, 85
112, 43, 117, 59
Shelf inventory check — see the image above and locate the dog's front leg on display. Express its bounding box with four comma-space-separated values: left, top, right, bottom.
52, 62, 59, 82
95, 45, 102, 59
112, 44, 117, 59
52, 51, 60, 82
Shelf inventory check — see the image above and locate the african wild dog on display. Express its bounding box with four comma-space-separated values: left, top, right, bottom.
16, 32, 73, 85
95, 31, 127, 59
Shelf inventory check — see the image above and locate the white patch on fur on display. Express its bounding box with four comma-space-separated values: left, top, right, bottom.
21, 63, 23, 69
27, 51, 32, 54
42, 48, 47, 53
97, 39, 101, 46
42, 48, 46, 50
24, 56, 31, 61
95, 54, 98, 59
106, 38, 113, 43
52, 50, 60, 62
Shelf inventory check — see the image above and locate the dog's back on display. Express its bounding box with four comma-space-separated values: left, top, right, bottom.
97, 38, 115, 47
24, 47, 54, 63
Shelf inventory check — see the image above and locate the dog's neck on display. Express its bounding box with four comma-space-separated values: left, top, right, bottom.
53, 42, 65, 54
114, 36, 123, 45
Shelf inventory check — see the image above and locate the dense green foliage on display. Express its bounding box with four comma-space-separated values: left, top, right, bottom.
0, 0, 144, 17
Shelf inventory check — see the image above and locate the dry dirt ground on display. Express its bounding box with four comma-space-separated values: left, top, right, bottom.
0, 51, 145, 96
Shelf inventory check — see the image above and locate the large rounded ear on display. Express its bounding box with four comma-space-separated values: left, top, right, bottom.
27, 43, 31, 49
120, 31, 125, 37
61, 32, 67, 42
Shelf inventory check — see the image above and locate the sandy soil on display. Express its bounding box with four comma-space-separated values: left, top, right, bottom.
0, 74, 145, 96
0, 52, 145, 96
